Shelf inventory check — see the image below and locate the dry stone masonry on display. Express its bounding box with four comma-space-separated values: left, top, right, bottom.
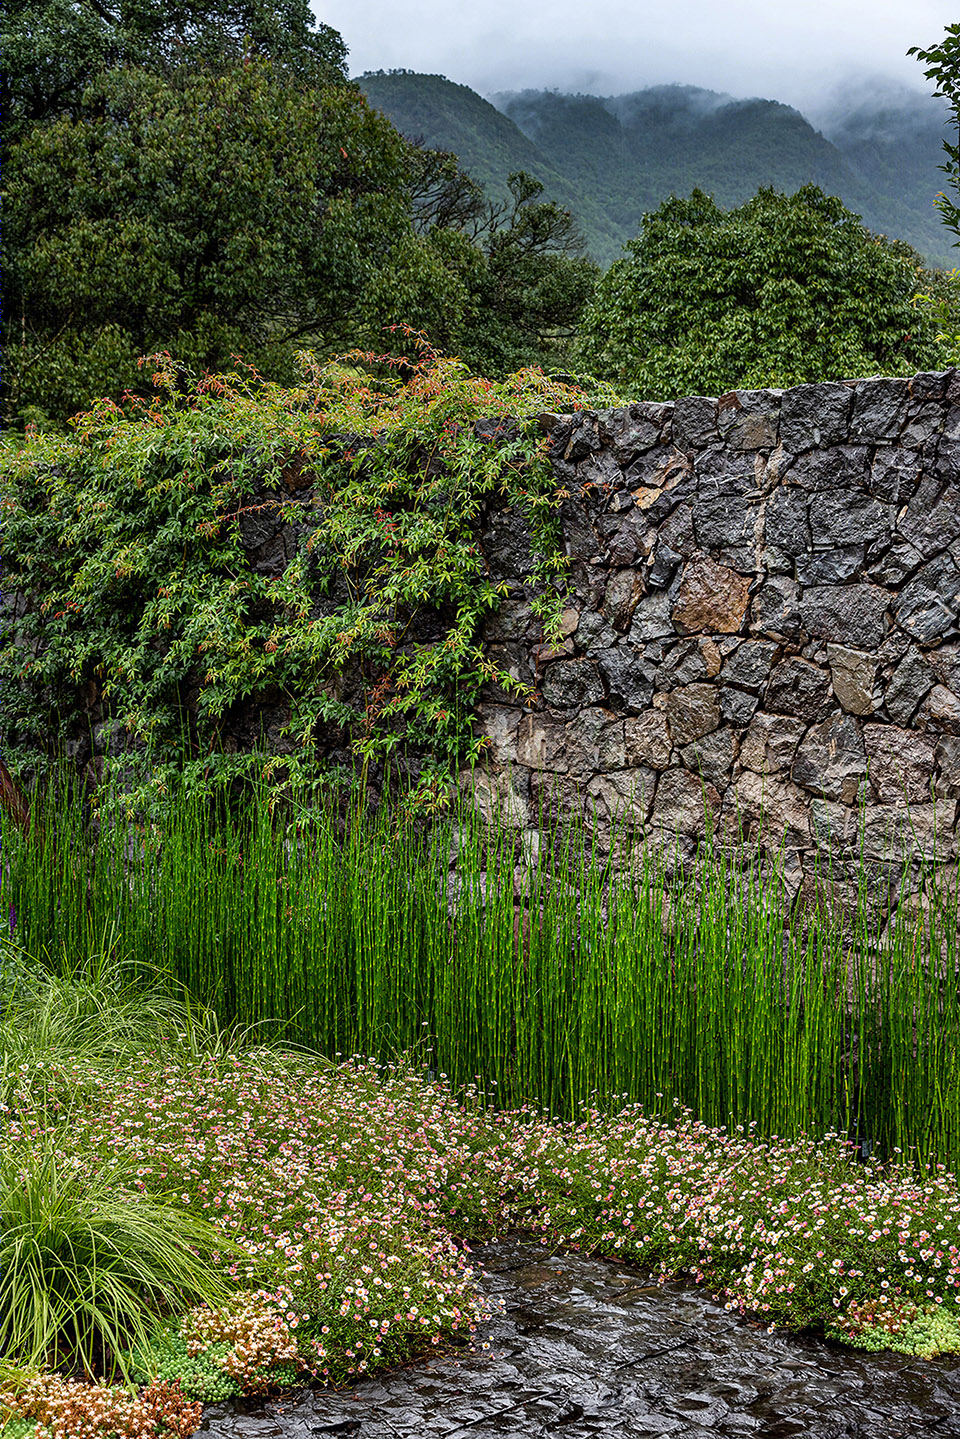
470, 372, 960, 901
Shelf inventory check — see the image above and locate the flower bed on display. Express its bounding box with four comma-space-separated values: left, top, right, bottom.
4, 1051, 960, 1437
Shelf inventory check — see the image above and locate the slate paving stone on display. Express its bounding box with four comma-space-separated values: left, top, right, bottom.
199, 1241, 960, 1439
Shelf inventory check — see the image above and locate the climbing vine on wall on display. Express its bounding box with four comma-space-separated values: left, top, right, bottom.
0, 332, 608, 806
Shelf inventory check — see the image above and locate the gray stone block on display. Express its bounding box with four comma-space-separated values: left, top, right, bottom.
740, 712, 806, 774
935, 734, 960, 798
900, 402, 944, 449
562, 415, 601, 462
796, 548, 866, 586
916, 684, 960, 734
597, 648, 656, 711
896, 477, 960, 560
893, 553, 960, 645
763, 487, 810, 557
657, 683, 721, 746
645, 541, 683, 588
648, 766, 721, 837
681, 726, 736, 785
766, 657, 833, 720
672, 395, 719, 449
577, 609, 619, 652
597, 404, 665, 462
693, 495, 763, 569
627, 593, 676, 643
884, 646, 935, 724
928, 641, 960, 693
826, 644, 877, 715
866, 538, 925, 588
602, 569, 644, 632
780, 382, 852, 450
751, 575, 802, 640
869, 447, 922, 505
598, 508, 656, 566
716, 388, 781, 450
623, 711, 672, 769
799, 583, 889, 648
850, 378, 910, 443
719, 686, 761, 726
792, 713, 867, 802
864, 724, 936, 803
723, 770, 811, 848
909, 371, 952, 400
516, 713, 569, 771
788, 446, 869, 491
694, 444, 759, 497
541, 659, 605, 708
654, 637, 715, 690
721, 640, 777, 691
587, 767, 658, 824
808, 490, 890, 549
484, 509, 534, 579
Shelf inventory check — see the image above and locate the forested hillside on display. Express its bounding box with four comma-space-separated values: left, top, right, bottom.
359, 71, 953, 267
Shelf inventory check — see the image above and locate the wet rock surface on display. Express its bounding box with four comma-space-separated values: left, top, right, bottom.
199, 1241, 960, 1438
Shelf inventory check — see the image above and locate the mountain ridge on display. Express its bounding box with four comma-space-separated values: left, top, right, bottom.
357, 70, 954, 269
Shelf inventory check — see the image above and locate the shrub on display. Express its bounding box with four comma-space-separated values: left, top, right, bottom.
0, 337, 607, 807
0, 1370, 202, 1439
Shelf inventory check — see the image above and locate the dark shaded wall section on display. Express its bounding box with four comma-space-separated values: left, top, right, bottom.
469, 372, 960, 902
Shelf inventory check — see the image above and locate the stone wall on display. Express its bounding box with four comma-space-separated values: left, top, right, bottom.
470, 372, 960, 900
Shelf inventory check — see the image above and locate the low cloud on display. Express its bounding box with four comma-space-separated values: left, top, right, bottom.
318, 0, 956, 113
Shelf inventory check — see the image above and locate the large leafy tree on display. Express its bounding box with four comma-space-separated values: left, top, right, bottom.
2, 0, 347, 140
3, 58, 467, 426
910, 24, 960, 248
427, 171, 600, 376
3, 0, 598, 428
578, 185, 939, 397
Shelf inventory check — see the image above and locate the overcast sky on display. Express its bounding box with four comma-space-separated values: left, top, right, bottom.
314, 0, 955, 112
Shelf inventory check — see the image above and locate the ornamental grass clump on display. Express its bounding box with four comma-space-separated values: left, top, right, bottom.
0, 937, 210, 1109
0, 1131, 232, 1381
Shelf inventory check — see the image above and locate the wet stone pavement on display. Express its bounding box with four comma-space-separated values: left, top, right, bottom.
199, 1240, 960, 1439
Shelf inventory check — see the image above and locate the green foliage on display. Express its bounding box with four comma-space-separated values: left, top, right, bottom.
913, 266, 960, 363
432, 171, 600, 375
0, 341, 601, 802
0, 936, 228, 1108
910, 24, 960, 247
0, 1132, 232, 1380
133, 1327, 241, 1402
1, 0, 347, 142
3, 61, 464, 428
578, 185, 939, 395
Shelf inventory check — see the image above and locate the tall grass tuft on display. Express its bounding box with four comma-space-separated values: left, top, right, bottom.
3, 776, 958, 1170
0, 1132, 231, 1380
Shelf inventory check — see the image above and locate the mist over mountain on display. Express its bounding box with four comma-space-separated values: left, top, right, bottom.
358, 70, 955, 269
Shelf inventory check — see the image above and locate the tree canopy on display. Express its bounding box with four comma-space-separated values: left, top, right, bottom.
577, 185, 939, 397
2, 0, 347, 140
4, 59, 472, 426
910, 23, 960, 248
2, 0, 598, 429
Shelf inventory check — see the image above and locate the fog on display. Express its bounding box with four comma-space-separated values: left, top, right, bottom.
315, 0, 955, 114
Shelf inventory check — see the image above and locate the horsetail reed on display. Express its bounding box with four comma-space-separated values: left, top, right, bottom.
3, 776, 957, 1171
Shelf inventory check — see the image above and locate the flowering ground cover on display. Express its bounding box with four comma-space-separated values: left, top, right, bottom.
3, 1047, 960, 1437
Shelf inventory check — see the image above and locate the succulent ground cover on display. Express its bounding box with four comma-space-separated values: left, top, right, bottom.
4, 1044, 960, 1438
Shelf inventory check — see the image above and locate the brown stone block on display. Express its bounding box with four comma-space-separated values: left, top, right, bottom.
671, 552, 750, 634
